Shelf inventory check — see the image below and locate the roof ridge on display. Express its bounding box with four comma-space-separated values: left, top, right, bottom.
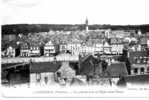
81, 54, 92, 62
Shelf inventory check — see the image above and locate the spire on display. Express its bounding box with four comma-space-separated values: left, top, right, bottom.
85, 17, 88, 26
85, 17, 89, 32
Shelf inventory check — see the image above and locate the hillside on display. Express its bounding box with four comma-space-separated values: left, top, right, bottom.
2, 24, 149, 35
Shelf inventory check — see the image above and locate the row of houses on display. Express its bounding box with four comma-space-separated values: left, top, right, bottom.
2, 41, 58, 58
2, 34, 149, 58
2, 37, 125, 58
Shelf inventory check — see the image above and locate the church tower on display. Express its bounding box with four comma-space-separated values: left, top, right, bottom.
85, 17, 89, 32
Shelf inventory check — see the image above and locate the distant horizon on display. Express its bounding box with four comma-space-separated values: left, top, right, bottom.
2, 23, 149, 35
2, 23, 149, 26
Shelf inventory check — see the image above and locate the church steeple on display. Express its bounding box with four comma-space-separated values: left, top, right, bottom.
85, 17, 89, 32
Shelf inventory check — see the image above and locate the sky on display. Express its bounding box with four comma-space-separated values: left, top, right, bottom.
1, 0, 149, 25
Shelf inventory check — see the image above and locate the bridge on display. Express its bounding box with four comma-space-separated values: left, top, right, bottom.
2, 54, 79, 64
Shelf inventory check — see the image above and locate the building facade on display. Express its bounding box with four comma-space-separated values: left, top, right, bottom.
6, 46, 16, 57
44, 41, 56, 56
29, 44, 41, 57
20, 43, 30, 57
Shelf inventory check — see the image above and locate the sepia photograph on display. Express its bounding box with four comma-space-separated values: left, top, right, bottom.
1, 0, 149, 98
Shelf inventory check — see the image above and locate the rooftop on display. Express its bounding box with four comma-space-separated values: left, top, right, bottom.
106, 62, 128, 77
30, 62, 61, 73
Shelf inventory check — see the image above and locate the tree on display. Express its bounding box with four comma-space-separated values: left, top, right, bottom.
101, 60, 108, 73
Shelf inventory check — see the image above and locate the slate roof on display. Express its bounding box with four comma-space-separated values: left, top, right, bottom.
79, 55, 101, 76
106, 62, 128, 77
30, 62, 61, 73
2, 63, 22, 70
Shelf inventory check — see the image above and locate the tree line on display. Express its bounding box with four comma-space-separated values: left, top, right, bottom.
2, 24, 149, 35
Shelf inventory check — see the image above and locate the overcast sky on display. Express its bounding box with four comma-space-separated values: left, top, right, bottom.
2, 0, 149, 25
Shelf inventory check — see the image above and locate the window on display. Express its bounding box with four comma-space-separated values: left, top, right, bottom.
137, 58, 141, 64
140, 56, 143, 63
147, 67, 149, 73
134, 68, 138, 74
57, 72, 61, 77
36, 73, 41, 83
147, 58, 149, 64
143, 57, 147, 63
140, 67, 145, 74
